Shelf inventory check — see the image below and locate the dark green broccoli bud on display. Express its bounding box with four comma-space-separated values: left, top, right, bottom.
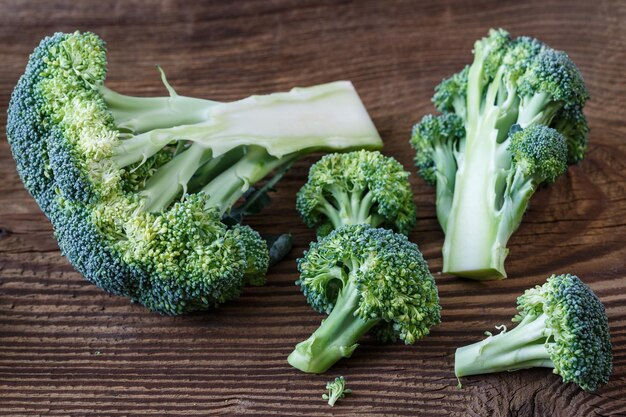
7, 31, 383, 314
289, 225, 440, 373
411, 29, 589, 279
52, 197, 143, 298
296, 151, 416, 237
509, 125, 568, 184
410, 114, 465, 231
322, 376, 352, 406
6, 33, 67, 214
455, 274, 612, 392
265, 233, 293, 267
517, 48, 589, 127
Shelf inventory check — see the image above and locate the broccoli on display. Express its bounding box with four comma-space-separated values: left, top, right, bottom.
296, 150, 416, 236
288, 224, 441, 373
455, 274, 612, 392
6, 31, 383, 315
322, 376, 352, 406
410, 29, 589, 279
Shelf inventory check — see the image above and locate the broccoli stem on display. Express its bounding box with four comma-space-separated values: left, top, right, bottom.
139, 143, 212, 212
442, 64, 520, 279
111, 81, 382, 169
455, 313, 554, 378
432, 146, 458, 230
137, 144, 295, 214
517, 92, 560, 128
100, 86, 219, 134
318, 186, 383, 230
202, 147, 299, 214
442, 103, 508, 278
494, 167, 536, 253
288, 278, 378, 373
187, 147, 245, 194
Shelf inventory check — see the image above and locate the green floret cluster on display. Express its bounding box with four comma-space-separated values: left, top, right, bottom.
410, 113, 464, 230
455, 274, 612, 392
296, 150, 416, 236
288, 224, 440, 373
412, 28, 590, 280
7, 31, 382, 314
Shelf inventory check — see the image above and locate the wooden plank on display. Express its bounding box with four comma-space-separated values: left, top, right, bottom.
0, 0, 625, 415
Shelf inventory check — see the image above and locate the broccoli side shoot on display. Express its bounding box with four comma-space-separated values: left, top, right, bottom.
322, 376, 352, 406
296, 150, 416, 237
411, 28, 590, 279
410, 113, 465, 230
288, 224, 440, 373
455, 274, 612, 392
7, 31, 383, 314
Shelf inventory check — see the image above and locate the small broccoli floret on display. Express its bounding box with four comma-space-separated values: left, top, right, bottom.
322, 376, 352, 406
509, 125, 568, 184
412, 29, 589, 279
517, 48, 589, 127
455, 274, 612, 392
232, 224, 270, 286
288, 225, 440, 373
433, 65, 469, 117
296, 150, 416, 237
7, 31, 383, 314
410, 113, 465, 230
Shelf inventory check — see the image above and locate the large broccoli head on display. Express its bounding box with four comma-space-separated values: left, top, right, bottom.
7, 31, 382, 314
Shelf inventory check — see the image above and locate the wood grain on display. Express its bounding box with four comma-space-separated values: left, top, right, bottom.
1, 0, 625, 415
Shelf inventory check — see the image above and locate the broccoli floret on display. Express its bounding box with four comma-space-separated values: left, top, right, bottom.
433, 65, 469, 117
296, 150, 416, 237
410, 113, 465, 230
6, 31, 383, 314
288, 225, 441, 373
322, 376, 352, 406
455, 274, 612, 392
411, 29, 589, 279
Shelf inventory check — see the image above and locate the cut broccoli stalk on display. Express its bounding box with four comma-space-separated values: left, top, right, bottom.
111, 81, 380, 168
442, 124, 568, 279
455, 314, 555, 377
106, 81, 382, 216
288, 278, 378, 373
442, 44, 520, 278
410, 30, 589, 280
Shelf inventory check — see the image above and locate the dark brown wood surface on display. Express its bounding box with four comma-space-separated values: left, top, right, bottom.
1, 0, 625, 415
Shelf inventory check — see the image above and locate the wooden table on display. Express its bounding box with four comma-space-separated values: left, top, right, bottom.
1, 1, 624, 415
